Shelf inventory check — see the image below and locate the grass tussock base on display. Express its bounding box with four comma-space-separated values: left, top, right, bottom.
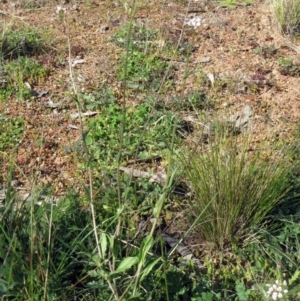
181, 128, 293, 250
271, 0, 300, 34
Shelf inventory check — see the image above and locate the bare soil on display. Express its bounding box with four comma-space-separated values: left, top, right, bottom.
1, 0, 300, 196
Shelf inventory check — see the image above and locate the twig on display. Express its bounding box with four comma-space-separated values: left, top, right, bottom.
0, 10, 24, 19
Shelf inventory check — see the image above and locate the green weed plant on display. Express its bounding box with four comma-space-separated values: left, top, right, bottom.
278, 57, 300, 76
2, 57, 50, 100
0, 115, 24, 152
86, 99, 179, 168
0, 25, 49, 60
0, 24, 52, 100
114, 22, 174, 92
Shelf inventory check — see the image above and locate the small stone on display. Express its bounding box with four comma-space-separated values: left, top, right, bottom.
197, 56, 211, 63
176, 86, 183, 93
8, 2, 18, 9
58, 182, 64, 189
99, 25, 109, 33
10, 180, 18, 187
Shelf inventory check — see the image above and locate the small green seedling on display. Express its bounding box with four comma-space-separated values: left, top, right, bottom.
218, 0, 253, 8
0, 115, 24, 151
278, 57, 300, 76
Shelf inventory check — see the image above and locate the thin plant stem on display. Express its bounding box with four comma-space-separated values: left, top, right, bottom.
63, 10, 118, 300
43, 200, 54, 301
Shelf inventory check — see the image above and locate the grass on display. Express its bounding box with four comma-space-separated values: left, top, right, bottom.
3, 57, 50, 99
0, 23, 52, 100
0, 23, 51, 60
180, 127, 293, 250
218, 0, 253, 8
0, 1, 300, 301
270, 0, 300, 34
114, 22, 175, 93
85, 98, 181, 169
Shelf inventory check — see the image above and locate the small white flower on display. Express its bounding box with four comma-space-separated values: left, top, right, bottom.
184, 16, 205, 29
272, 292, 278, 300
265, 280, 288, 300
56, 5, 67, 14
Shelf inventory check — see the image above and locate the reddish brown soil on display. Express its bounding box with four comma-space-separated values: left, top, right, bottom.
0, 0, 299, 196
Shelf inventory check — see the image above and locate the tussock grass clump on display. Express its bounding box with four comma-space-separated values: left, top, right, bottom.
0, 25, 51, 60
270, 0, 300, 34
181, 128, 293, 250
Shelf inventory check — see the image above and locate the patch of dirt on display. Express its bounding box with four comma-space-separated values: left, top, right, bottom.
0, 0, 299, 200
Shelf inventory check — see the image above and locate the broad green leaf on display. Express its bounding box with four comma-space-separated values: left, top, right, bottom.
290, 283, 300, 296
56, 197, 71, 212
85, 135, 93, 145
198, 292, 214, 301
91, 254, 101, 267
99, 232, 107, 259
139, 258, 161, 282
0, 279, 8, 295
111, 256, 138, 275
290, 269, 300, 284
235, 281, 250, 301
109, 234, 114, 250
89, 268, 108, 279
139, 235, 153, 263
